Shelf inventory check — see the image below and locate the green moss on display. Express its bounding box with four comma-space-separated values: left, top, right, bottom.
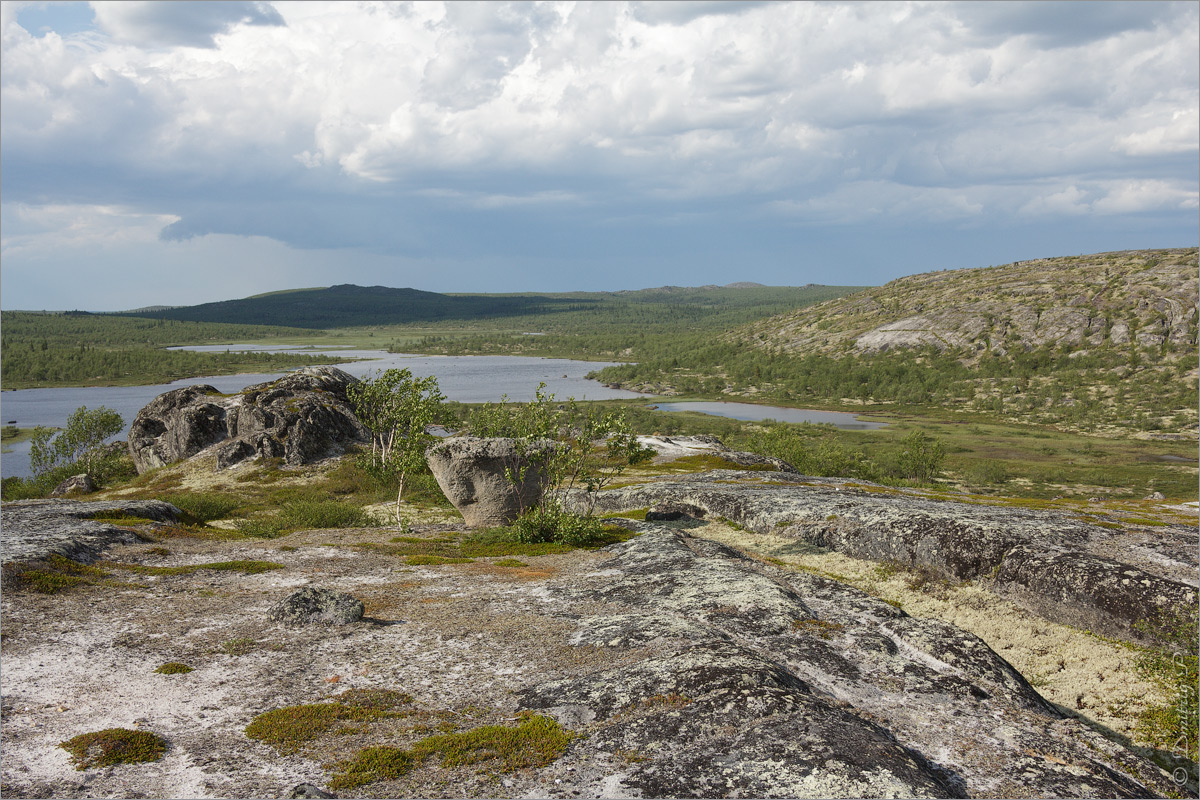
114, 559, 284, 576
2, 554, 108, 594
246, 703, 381, 752
492, 558, 528, 567
328, 746, 415, 790
332, 688, 414, 711
154, 662, 193, 675
90, 515, 157, 527
601, 508, 649, 520
404, 555, 475, 566
60, 728, 167, 770
411, 712, 572, 772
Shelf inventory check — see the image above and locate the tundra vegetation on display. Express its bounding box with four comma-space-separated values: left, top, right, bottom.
1, 249, 1197, 794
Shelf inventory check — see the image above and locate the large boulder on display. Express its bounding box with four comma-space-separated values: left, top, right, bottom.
127, 367, 368, 473
425, 436, 557, 528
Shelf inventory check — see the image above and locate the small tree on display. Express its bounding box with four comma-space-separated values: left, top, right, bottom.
896, 431, 946, 483
347, 369, 446, 526
29, 405, 124, 480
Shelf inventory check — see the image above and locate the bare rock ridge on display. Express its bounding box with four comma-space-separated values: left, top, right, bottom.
568, 470, 1199, 647
742, 248, 1199, 358
0, 499, 181, 565
520, 528, 1176, 798
126, 366, 368, 473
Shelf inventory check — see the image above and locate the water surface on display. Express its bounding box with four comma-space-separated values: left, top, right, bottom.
651, 401, 887, 430
1, 351, 638, 479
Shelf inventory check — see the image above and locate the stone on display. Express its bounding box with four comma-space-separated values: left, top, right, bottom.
50, 474, 98, 497
269, 587, 364, 626
566, 470, 1198, 647
425, 436, 557, 527
127, 367, 368, 473
1145, 491, 1166, 500
288, 784, 335, 799
517, 528, 1176, 798
0, 499, 181, 565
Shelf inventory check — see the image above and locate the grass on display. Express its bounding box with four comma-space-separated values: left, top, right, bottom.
1, 555, 109, 594
60, 728, 168, 770
112, 559, 284, 577
160, 492, 241, 522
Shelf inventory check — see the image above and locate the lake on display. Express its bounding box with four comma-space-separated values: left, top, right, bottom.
0, 352, 640, 479
651, 401, 887, 429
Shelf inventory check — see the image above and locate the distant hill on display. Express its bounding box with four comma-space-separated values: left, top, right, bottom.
739, 248, 1199, 360
125, 283, 863, 329
129, 284, 592, 328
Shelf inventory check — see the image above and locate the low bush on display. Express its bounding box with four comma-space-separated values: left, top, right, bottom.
60, 728, 168, 770
160, 492, 241, 522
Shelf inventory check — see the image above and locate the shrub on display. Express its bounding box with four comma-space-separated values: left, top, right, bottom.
60, 728, 167, 770
161, 492, 241, 522
279, 499, 378, 530
511, 504, 604, 546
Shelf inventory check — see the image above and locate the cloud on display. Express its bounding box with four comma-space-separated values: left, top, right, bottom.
90, 1, 284, 49
0, 1, 1196, 310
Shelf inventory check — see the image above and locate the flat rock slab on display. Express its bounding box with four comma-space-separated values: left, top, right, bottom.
519, 527, 1175, 798
570, 471, 1199, 646
1, 499, 180, 565
0, 518, 1181, 798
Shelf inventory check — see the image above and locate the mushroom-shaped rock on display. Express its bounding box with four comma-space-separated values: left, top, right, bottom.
426, 436, 557, 528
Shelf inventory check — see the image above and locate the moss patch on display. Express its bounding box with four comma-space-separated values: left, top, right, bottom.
2, 555, 109, 594
60, 728, 168, 770
154, 662, 193, 675
328, 712, 573, 790
111, 559, 284, 576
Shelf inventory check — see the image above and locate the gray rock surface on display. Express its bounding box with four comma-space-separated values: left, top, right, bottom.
425, 436, 556, 527
519, 528, 1176, 798
269, 587, 364, 626
49, 474, 97, 497
127, 367, 368, 473
567, 471, 1198, 646
0, 499, 180, 564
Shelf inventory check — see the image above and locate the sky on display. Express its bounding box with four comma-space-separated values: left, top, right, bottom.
1, 0, 1197, 311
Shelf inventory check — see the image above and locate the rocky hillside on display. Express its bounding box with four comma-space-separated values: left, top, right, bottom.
741, 248, 1198, 359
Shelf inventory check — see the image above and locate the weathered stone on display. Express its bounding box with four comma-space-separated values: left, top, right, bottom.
127, 367, 368, 473
50, 474, 97, 497
518, 528, 1176, 799
269, 587, 364, 626
566, 471, 1198, 646
287, 784, 335, 799
425, 436, 557, 527
0, 499, 181, 565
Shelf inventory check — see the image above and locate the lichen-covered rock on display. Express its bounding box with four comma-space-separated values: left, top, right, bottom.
50, 474, 98, 497
567, 471, 1198, 646
127, 367, 368, 473
0, 499, 181, 565
518, 528, 1176, 798
425, 436, 557, 527
268, 587, 364, 626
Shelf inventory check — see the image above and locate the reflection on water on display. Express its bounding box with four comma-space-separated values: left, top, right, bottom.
1, 350, 639, 479
651, 401, 887, 430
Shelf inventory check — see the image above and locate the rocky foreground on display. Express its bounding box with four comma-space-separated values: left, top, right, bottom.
1, 489, 1194, 798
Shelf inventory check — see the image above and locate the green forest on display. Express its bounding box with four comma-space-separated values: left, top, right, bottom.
0, 312, 346, 389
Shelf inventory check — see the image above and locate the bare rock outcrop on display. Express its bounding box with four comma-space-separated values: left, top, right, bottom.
519, 528, 1177, 798
425, 436, 556, 527
567, 471, 1199, 647
0, 499, 181, 565
126, 367, 368, 473
49, 474, 98, 497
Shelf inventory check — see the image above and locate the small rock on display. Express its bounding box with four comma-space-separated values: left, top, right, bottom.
646, 502, 707, 521
50, 474, 97, 497
269, 587, 364, 626
1144, 491, 1165, 501
289, 784, 335, 799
